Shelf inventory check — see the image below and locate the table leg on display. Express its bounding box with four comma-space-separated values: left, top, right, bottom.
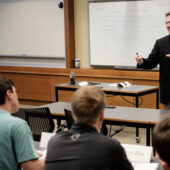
146, 127, 151, 146
55, 88, 59, 102
156, 90, 159, 109
135, 96, 140, 142
136, 128, 139, 141
135, 96, 139, 108
151, 127, 156, 155
56, 117, 62, 132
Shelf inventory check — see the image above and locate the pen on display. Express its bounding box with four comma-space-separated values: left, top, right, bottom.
136, 52, 139, 56
105, 106, 116, 109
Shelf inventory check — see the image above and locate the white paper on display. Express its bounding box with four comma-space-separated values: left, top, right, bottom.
132, 163, 159, 170
108, 83, 118, 87
40, 132, 55, 148
108, 81, 131, 87
78, 81, 88, 86
124, 81, 131, 86
122, 144, 153, 163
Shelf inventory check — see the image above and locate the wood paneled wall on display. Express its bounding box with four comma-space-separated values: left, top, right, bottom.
0, 66, 162, 109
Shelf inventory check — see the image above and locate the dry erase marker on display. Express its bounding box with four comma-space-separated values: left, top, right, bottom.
136, 52, 139, 56
105, 106, 116, 109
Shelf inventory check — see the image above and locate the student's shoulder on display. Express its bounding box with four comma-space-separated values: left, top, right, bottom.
97, 133, 121, 147
11, 115, 26, 123
48, 131, 68, 144
157, 35, 170, 43
10, 115, 28, 129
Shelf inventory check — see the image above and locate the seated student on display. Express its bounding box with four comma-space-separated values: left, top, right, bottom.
153, 117, 170, 170
0, 76, 44, 170
45, 86, 133, 170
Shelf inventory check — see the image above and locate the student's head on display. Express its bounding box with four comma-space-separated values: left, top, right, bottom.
71, 86, 106, 125
0, 76, 19, 113
153, 117, 170, 170
165, 11, 170, 33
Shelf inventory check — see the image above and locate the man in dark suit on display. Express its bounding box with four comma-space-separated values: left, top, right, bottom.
135, 11, 170, 109
45, 86, 133, 170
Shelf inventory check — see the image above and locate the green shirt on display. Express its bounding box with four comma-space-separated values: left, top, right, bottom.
0, 109, 38, 170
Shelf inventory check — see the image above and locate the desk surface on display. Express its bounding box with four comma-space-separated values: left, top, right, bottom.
21, 102, 169, 147
55, 82, 159, 94
40, 102, 169, 125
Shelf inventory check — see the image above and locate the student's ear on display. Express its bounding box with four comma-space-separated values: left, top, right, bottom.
160, 159, 170, 170
98, 111, 104, 132
99, 110, 104, 122
6, 89, 13, 100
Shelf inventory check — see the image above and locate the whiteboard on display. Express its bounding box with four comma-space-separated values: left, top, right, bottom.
89, 0, 170, 67
0, 0, 65, 58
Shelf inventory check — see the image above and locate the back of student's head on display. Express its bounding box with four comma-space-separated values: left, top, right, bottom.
71, 86, 106, 124
165, 11, 170, 17
0, 76, 14, 105
153, 117, 170, 166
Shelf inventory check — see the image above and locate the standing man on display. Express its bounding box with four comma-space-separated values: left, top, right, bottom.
45, 86, 133, 170
135, 11, 170, 109
0, 76, 44, 170
153, 117, 170, 170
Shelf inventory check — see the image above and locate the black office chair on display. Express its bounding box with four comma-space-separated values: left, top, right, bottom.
13, 108, 26, 120
110, 125, 126, 137
64, 109, 74, 129
101, 121, 108, 136
63, 109, 108, 135
24, 107, 55, 141
56, 109, 74, 132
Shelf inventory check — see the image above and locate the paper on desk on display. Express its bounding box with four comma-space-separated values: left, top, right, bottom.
108, 83, 118, 87
132, 162, 158, 170
78, 81, 88, 86
40, 132, 55, 148
108, 81, 131, 87
122, 144, 153, 163
122, 144, 158, 170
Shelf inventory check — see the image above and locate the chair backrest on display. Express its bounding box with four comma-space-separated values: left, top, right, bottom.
13, 108, 26, 120
101, 121, 108, 136
64, 109, 74, 129
25, 107, 55, 141
63, 109, 108, 135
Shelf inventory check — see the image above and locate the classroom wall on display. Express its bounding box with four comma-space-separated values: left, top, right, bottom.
0, 0, 167, 69
74, 0, 169, 68
0, 0, 104, 69
74, 0, 103, 68
0, 0, 75, 69
0, 1, 163, 110
0, 66, 162, 109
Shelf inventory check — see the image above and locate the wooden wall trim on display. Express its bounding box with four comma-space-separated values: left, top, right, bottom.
64, 0, 75, 68
0, 66, 160, 108
0, 66, 159, 81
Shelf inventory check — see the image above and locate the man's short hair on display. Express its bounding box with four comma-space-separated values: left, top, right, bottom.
71, 86, 106, 124
152, 117, 170, 165
165, 11, 170, 17
0, 76, 14, 105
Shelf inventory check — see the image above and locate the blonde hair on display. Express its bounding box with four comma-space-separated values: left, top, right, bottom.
153, 117, 170, 165
165, 11, 170, 17
71, 86, 106, 124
